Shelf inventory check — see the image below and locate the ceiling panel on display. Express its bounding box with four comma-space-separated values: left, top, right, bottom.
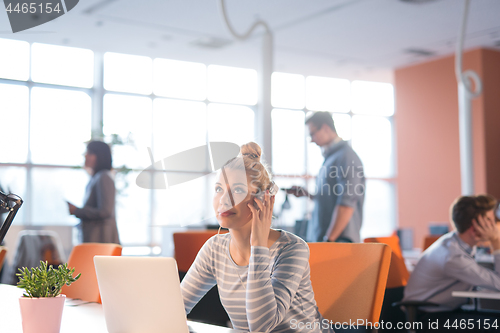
0, 0, 499, 81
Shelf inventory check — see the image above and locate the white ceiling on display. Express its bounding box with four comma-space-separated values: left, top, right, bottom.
1, 0, 500, 83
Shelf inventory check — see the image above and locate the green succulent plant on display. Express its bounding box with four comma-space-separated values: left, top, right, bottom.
16, 260, 81, 298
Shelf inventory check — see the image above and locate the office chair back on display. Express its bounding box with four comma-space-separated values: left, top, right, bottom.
61, 243, 122, 303
308, 242, 391, 323
7, 230, 66, 284
173, 230, 230, 326
364, 235, 409, 288
173, 230, 227, 272
422, 235, 441, 251
0, 246, 7, 269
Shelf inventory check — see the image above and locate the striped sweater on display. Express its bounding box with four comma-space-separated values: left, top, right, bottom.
180, 230, 333, 332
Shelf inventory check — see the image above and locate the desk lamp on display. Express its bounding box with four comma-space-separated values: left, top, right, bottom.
0, 190, 23, 243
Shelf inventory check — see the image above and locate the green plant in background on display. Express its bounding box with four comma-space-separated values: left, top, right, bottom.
16, 261, 81, 298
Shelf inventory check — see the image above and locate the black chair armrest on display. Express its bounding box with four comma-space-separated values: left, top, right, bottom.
392, 300, 439, 331
393, 300, 439, 308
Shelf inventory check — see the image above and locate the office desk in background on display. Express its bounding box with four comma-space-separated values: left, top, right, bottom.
0, 284, 240, 333
402, 248, 495, 273
452, 290, 500, 312
452, 291, 500, 300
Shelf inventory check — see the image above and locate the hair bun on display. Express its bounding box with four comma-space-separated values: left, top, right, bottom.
241, 142, 261, 162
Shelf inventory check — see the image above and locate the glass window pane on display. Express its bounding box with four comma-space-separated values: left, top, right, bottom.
360, 180, 396, 239
104, 52, 152, 95
352, 115, 393, 178
307, 142, 323, 177
153, 172, 210, 228
153, 58, 206, 100
115, 171, 149, 245
207, 103, 255, 147
271, 72, 305, 110
103, 94, 152, 170
272, 176, 307, 229
306, 112, 352, 175
30, 87, 91, 165
272, 109, 305, 175
352, 81, 394, 116
0, 167, 26, 224
0, 84, 29, 163
0, 38, 29, 81
153, 98, 207, 159
207, 65, 257, 105
31, 167, 88, 225
31, 43, 94, 88
306, 76, 350, 113
332, 113, 352, 141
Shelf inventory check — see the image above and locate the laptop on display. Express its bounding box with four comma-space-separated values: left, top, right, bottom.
94, 256, 190, 333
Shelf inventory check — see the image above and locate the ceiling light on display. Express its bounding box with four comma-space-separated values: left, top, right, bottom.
190, 37, 232, 49
404, 48, 436, 57
399, 0, 439, 4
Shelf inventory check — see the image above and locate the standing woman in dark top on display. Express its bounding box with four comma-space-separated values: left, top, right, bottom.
67, 141, 120, 244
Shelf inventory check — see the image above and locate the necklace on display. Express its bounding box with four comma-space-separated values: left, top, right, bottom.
226, 236, 247, 290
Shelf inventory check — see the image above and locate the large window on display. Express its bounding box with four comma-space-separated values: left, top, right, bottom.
0, 83, 29, 163
0, 38, 396, 249
31, 43, 94, 88
30, 87, 91, 166
0, 41, 259, 249
0, 38, 29, 81
271, 74, 396, 238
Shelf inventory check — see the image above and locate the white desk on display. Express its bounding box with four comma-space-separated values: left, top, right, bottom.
452, 290, 500, 312
452, 291, 500, 300
0, 284, 240, 333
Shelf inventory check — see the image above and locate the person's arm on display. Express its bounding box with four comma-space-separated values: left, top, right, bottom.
285, 186, 315, 200
473, 214, 500, 276
444, 252, 500, 291
325, 205, 354, 242
245, 241, 310, 332
245, 192, 308, 332
180, 237, 217, 315
445, 215, 500, 290
325, 154, 364, 242
73, 172, 115, 220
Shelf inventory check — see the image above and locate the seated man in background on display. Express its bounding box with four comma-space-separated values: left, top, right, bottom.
404, 194, 500, 331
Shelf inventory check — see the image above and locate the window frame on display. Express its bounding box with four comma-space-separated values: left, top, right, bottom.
0, 41, 397, 248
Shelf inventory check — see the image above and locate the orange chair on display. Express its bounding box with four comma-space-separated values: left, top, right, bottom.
61, 243, 122, 303
173, 230, 226, 272
173, 229, 229, 326
364, 235, 409, 288
308, 242, 391, 324
0, 246, 7, 269
364, 235, 410, 329
422, 235, 441, 251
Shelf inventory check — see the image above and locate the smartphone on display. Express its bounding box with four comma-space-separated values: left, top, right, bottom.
253, 181, 279, 208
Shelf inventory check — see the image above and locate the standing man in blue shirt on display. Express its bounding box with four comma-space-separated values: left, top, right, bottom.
287, 111, 365, 243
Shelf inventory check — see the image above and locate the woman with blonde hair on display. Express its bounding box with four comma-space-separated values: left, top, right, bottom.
181, 142, 331, 332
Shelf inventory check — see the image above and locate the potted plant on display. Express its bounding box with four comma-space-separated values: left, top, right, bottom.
16, 260, 81, 333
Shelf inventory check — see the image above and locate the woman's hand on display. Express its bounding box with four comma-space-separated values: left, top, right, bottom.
248, 190, 275, 247
285, 186, 310, 198
67, 201, 77, 215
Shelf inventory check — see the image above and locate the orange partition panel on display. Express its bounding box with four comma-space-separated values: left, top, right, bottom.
308, 242, 391, 324
61, 243, 122, 303
173, 230, 227, 272
364, 235, 410, 288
